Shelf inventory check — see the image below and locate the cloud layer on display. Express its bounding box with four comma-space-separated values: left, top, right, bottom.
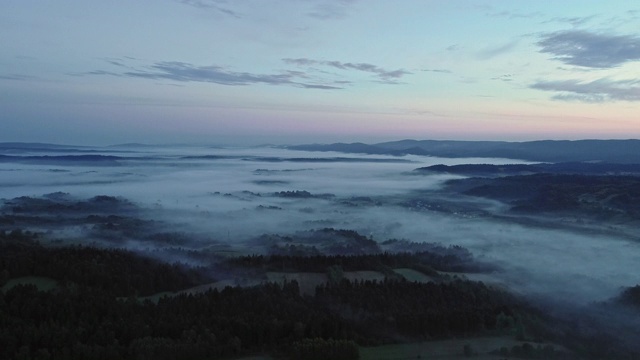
87, 57, 410, 89
89, 60, 345, 90
531, 78, 640, 102
126, 62, 296, 86
2, 144, 639, 307
537, 30, 640, 68
306, 0, 358, 20
282, 58, 411, 83
177, 0, 359, 20
177, 0, 241, 18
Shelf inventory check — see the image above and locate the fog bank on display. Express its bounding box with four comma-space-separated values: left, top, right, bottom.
1, 144, 638, 304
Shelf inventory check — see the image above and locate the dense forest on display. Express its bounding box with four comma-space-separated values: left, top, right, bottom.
221, 250, 490, 277
416, 162, 640, 176
1, 230, 551, 360
411, 163, 640, 224
289, 139, 640, 163
2, 226, 639, 359
451, 174, 640, 220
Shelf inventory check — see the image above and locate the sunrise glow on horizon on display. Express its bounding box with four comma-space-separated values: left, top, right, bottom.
2, 0, 640, 145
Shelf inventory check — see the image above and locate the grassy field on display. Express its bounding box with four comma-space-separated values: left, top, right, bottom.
1, 276, 58, 293
393, 268, 436, 283
145, 268, 430, 301
360, 336, 537, 360
343, 270, 386, 283
140, 278, 265, 302
181, 279, 263, 294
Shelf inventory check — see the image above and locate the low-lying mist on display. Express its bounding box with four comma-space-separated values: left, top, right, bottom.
1, 144, 639, 307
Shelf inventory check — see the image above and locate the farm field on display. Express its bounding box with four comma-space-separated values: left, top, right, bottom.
1, 276, 58, 293
360, 336, 556, 360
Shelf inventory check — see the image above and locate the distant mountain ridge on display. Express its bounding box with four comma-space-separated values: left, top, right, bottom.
416, 163, 640, 176
289, 142, 392, 155
0, 142, 134, 156
0, 142, 89, 150
288, 139, 640, 163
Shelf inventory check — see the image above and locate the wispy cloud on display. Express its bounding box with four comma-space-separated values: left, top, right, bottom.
282, 58, 411, 83
598, 11, 640, 29
82, 70, 122, 76
487, 10, 543, 20
542, 15, 596, 26
282, 58, 317, 66
492, 74, 514, 82
398, 108, 447, 117
0, 74, 36, 81
86, 56, 410, 89
477, 40, 519, 59
445, 44, 460, 52
88, 60, 342, 90
125, 62, 291, 85
421, 69, 452, 74
537, 30, 640, 68
300, 84, 342, 89
531, 78, 640, 102
177, 0, 241, 18
306, 0, 358, 20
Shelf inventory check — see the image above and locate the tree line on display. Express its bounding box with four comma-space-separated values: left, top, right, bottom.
0, 231, 535, 359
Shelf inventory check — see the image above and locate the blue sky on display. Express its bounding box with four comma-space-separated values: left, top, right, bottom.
2, 0, 640, 145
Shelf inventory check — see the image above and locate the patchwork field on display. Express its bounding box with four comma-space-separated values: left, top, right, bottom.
360, 336, 558, 360
393, 268, 436, 283
1, 276, 58, 292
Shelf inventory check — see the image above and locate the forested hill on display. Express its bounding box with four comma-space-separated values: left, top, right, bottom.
416, 163, 640, 176
288, 139, 640, 163
0, 231, 551, 360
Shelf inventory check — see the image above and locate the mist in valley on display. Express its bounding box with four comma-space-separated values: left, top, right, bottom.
2, 144, 639, 309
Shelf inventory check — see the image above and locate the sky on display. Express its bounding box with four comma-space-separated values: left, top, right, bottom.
1, 0, 640, 145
